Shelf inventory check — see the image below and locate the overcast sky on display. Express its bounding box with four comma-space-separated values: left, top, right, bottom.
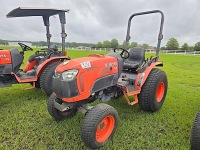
1, 0, 200, 47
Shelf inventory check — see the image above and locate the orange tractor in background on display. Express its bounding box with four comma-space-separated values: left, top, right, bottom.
0, 7, 70, 96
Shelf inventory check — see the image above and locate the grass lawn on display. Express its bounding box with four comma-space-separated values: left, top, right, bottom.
0, 47, 200, 149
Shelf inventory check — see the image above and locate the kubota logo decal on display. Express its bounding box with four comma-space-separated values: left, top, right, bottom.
81, 61, 91, 69
0, 54, 7, 58
0, 54, 10, 60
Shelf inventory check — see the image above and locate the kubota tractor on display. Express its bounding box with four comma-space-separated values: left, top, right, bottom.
0, 7, 70, 96
47, 10, 168, 148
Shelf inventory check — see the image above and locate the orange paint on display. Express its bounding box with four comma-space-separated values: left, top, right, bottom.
96, 115, 115, 143
58, 55, 118, 102
0, 50, 12, 64
24, 60, 38, 72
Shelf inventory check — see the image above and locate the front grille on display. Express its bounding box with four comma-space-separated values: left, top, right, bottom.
53, 75, 79, 98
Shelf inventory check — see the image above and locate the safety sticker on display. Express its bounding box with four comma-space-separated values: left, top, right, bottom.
81, 61, 91, 69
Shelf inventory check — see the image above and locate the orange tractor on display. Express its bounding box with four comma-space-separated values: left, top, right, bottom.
0, 7, 70, 95
47, 10, 167, 148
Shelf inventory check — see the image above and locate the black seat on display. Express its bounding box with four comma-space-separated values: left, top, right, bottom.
47, 44, 58, 54
123, 47, 145, 69
28, 53, 45, 62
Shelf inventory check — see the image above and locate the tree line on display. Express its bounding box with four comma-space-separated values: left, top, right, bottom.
163, 38, 200, 51
1, 38, 200, 51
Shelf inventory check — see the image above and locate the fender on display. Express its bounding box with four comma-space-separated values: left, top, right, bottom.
134, 61, 163, 90
11, 56, 70, 83
24, 60, 38, 72
36, 56, 70, 76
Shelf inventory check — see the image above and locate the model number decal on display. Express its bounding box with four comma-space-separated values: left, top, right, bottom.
105, 62, 117, 69
81, 61, 91, 69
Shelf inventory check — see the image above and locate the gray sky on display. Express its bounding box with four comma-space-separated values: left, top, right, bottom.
1, 0, 200, 47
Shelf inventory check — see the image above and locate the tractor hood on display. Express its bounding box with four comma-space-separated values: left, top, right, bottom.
52, 54, 123, 102
55, 54, 118, 75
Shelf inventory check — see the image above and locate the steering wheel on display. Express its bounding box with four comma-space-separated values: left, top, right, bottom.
113, 48, 129, 59
18, 43, 33, 51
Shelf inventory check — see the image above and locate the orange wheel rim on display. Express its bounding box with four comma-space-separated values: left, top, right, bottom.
96, 115, 115, 143
156, 82, 165, 102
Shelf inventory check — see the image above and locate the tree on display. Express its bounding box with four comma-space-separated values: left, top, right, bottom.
110, 39, 119, 48
102, 40, 111, 48
129, 42, 138, 48
141, 43, 149, 49
181, 43, 189, 50
194, 42, 200, 51
165, 38, 179, 50
71, 42, 78, 47
121, 41, 127, 49
0, 39, 8, 45
161, 46, 166, 50
96, 42, 102, 48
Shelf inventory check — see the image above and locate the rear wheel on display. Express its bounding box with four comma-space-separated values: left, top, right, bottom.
81, 103, 118, 149
40, 61, 60, 96
191, 111, 200, 150
47, 94, 77, 121
138, 68, 168, 112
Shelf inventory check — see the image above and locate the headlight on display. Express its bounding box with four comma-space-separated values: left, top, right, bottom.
62, 69, 78, 81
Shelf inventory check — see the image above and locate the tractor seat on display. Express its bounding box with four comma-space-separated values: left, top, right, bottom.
47, 44, 58, 54
28, 53, 45, 62
123, 47, 145, 69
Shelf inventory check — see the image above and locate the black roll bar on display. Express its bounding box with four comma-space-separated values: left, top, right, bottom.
125, 10, 164, 59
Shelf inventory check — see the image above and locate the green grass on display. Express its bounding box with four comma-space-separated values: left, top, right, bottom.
0, 47, 200, 149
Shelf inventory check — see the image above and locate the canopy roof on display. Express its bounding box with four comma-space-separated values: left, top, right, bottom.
7, 7, 69, 18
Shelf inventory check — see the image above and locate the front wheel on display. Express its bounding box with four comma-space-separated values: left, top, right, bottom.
138, 68, 168, 112
81, 103, 118, 149
191, 111, 200, 150
47, 94, 78, 121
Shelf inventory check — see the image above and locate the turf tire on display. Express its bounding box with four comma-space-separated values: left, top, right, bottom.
138, 68, 168, 112
81, 103, 118, 149
191, 111, 200, 150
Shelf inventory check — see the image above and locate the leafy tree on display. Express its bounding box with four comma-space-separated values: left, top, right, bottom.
102, 40, 111, 48
110, 39, 119, 48
165, 38, 179, 50
71, 42, 78, 47
181, 43, 189, 50
121, 41, 127, 49
96, 42, 102, 48
161, 46, 166, 50
129, 42, 138, 48
188, 46, 194, 51
194, 41, 200, 51
141, 43, 149, 49
0, 39, 8, 45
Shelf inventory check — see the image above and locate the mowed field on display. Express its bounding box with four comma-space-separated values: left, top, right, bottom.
0, 47, 200, 150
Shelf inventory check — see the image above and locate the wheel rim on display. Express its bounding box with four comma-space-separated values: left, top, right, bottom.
96, 115, 115, 143
156, 82, 165, 102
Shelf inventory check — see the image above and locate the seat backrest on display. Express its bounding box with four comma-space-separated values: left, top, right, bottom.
48, 44, 58, 54
125, 47, 145, 64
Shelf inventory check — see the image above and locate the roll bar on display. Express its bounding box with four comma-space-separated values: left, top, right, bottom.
125, 10, 164, 59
